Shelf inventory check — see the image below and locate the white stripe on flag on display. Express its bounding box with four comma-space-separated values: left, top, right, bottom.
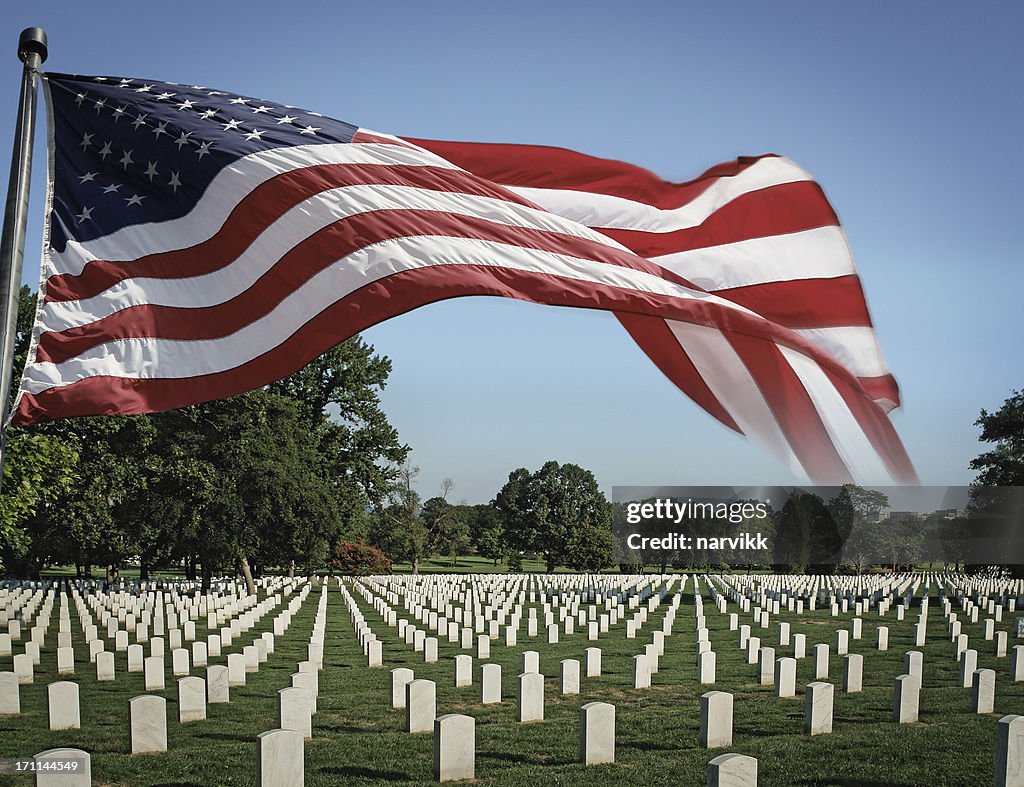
650, 226, 855, 290
791, 326, 891, 379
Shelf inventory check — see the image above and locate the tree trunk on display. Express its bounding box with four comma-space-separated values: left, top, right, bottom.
185, 557, 196, 581
140, 556, 150, 581
239, 554, 257, 596
288, 560, 295, 578
201, 563, 212, 594
412, 555, 420, 575
546, 555, 556, 574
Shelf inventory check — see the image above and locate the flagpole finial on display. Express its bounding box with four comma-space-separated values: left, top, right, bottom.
18, 27, 47, 66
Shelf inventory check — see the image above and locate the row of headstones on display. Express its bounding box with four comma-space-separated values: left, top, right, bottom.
1, 593, 58, 652
714, 573, 985, 617
389, 646, 606, 711
379, 577, 677, 622
0, 676, 207, 735
619, 578, 1022, 713
732, 611, 1024, 694
0, 587, 50, 632
373, 572, 676, 601
88, 582, 295, 653
353, 574, 643, 644
724, 572, 1024, 619
356, 573, 679, 634
393, 650, 1024, 783
2, 578, 294, 643
0, 580, 303, 679
265, 581, 331, 743
344, 578, 664, 671
344, 573, 1016, 739
724, 576, 1016, 669
348, 573, 678, 663
0, 645, 321, 721
4, 602, 301, 686
21, 708, 1024, 786
354, 578, 659, 639
219, 700, 616, 786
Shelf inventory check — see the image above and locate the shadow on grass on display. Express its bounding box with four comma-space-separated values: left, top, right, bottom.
152, 783, 204, 787
738, 723, 800, 737
477, 751, 567, 766
619, 740, 678, 752
197, 732, 252, 742
794, 780, 916, 787
318, 723, 382, 734
320, 766, 413, 780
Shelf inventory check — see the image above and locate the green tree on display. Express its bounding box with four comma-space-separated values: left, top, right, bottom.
476, 524, 508, 566
0, 287, 79, 574
970, 390, 1024, 486
422, 491, 470, 567
372, 462, 425, 573
564, 522, 613, 572
0, 429, 78, 574
493, 460, 611, 573
3, 287, 406, 582
144, 390, 350, 591
967, 390, 1024, 576
772, 492, 833, 573
267, 337, 409, 507
873, 514, 926, 571
830, 485, 890, 575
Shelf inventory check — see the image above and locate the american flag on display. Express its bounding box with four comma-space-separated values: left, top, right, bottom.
13, 72, 916, 484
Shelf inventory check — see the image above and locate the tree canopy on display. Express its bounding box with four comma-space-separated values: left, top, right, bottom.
493, 460, 612, 573
970, 390, 1024, 486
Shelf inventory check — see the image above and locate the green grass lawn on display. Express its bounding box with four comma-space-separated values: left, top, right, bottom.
0, 576, 1020, 786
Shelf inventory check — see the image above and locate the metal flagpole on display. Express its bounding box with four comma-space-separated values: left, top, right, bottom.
0, 27, 48, 486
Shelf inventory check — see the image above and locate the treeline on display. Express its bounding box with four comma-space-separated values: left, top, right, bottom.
363, 460, 613, 575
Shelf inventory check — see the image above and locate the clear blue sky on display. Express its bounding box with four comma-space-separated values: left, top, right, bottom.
2, 2, 1021, 503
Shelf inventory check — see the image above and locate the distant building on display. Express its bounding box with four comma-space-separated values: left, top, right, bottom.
878, 510, 923, 522
877, 508, 967, 522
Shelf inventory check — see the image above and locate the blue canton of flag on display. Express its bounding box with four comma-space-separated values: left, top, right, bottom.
48, 73, 356, 250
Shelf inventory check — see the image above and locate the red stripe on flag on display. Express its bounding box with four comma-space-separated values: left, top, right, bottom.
352, 130, 419, 148
404, 137, 774, 210
617, 312, 742, 434
856, 374, 901, 410
715, 275, 873, 329
597, 181, 839, 256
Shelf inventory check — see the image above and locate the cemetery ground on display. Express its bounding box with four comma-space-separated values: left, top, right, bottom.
2, 574, 1023, 786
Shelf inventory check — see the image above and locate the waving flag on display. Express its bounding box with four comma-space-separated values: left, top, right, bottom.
13, 72, 916, 484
